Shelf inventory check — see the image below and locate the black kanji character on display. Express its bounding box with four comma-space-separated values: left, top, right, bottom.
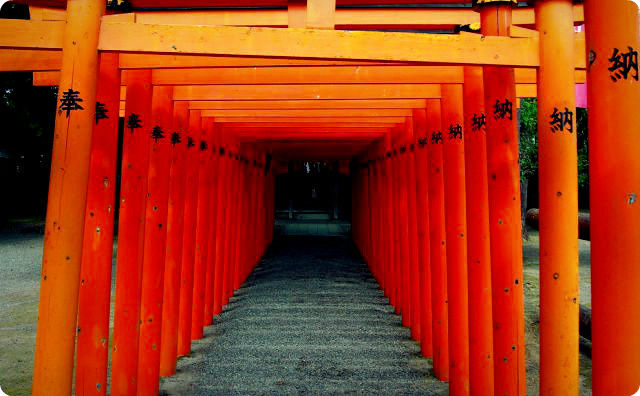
95, 102, 109, 124
58, 88, 84, 117
431, 131, 443, 145
127, 113, 142, 134
187, 136, 195, 148
493, 99, 513, 120
418, 137, 428, 147
171, 132, 181, 146
448, 124, 463, 140
608, 46, 639, 82
471, 113, 486, 131
549, 107, 574, 133
200, 141, 208, 151
151, 126, 165, 143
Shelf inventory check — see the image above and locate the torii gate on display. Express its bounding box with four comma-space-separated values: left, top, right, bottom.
0, 0, 638, 395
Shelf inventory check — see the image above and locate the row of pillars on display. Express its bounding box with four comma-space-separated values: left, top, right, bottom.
32, 22, 276, 396
27, 0, 640, 395
353, 1, 640, 396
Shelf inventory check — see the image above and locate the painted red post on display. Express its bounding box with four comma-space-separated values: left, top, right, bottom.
222, 148, 240, 306
585, 1, 640, 394
413, 108, 433, 359
177, 110, 202, 357
404, 118, 421, 340
31, 2, 104, 394
534, 2, 580, 394
426, 98, 449, 382
111, 69, 153, 396
462, 66, 494, 396
441, 84, 470, 396
478, 4, 526, 395
383, 136, 397, 308
367, 156, 380, 282
390, 139, 402, 314
137, 86, 174, 396
191, 118, 214, 340
213, 134, 229, 316
75, 53, 120, 396
398, 136, 412, 328
204, 123, 220, 326
234, 153, 249, 290
159, 101, 189, 377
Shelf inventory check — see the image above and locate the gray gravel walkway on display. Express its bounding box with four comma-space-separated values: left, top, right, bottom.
160, 236, 448, 396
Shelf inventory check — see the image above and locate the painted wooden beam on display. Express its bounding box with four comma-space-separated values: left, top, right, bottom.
189, 99, 427, 110
97, 22, 541, 67
214, 117, 406, 123
30, 4, 585, 30
200, 109, 411, 117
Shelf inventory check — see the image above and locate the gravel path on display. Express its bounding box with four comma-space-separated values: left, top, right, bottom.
160, 236, 448, 396
0, 230, 43, 396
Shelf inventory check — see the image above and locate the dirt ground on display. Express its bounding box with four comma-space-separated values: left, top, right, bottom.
522, 229, 593, 395
0, 228, 592, 395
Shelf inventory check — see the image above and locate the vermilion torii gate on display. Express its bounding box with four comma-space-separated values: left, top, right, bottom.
0, 0, 638, 395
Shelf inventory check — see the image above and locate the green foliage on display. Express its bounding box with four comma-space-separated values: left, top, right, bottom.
519, 98, 539, 183
518, 98, 589, 188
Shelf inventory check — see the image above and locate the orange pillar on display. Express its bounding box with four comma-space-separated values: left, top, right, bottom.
405, 119, 422, 341
585, 1, 640, 394
75, 53, 120, 396
426, 99, 449, 382
383, 139, 396, 306
159, 101, 189, 377
137, 86, 174, 396
204, 123, 220, 326
441, 84, 470, 396
31, 1, 103, 394
191, 118, 214, 340
111, 69, 153, 396
535, 2, 579, 395
177, 110, 202, 357
213, 139, 229, 316
479, 3, 526, 395
462, 66, 494, 396
413, 108, 433, 358
398, 140, 412, 328
221, 148, 237, 309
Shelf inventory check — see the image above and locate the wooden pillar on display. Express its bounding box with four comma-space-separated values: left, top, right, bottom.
223, 149, 240, 305
213, 137, 229, 316
535, 2, 579, 394
413, 108, 433, 359
398, 139, 412, 327
111, 69, 153, 396
441, 84, 470, 396
383, 137, 396, 305
221, 148, 236, 309
32, 1, 104, 394
137, 86, 174, 396
391, 140, 404, 315
405, 119, 421, 340
368, 157, 379, 282
585, 1, 640, 394
426, 98, 449, 382
204, 123, 220, 326
177, 110, 202, 357
75, 53, 120, 396
478, 3, 526, 395
159, 101, 189, 377
191, 118, 214, 340
462, 66, 494, 396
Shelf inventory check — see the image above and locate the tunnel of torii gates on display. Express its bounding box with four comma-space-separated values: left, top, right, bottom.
0, 0, 639, 395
